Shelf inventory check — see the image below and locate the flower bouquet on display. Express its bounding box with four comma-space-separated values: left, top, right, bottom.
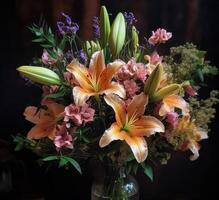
15, 6, 218, 200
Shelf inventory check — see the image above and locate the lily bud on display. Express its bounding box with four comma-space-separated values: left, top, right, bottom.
109, 12, 126, 57
131, 26, 139, 53
144, 64, 163, 96
17, 66, 61, 85
84, 40, 100, 58
151, 84, 181, 102
100, 6, 110, 48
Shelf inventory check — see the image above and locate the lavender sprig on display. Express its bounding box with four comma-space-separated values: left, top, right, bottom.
124, 12, 137, 26
76, 49, 88, 64
92, 16, 100, 39
57, 13, 79, 35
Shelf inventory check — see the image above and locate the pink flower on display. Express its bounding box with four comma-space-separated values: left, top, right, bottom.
64, 103, 95, 126
64, 72, 75, 86
148, 28, 172, 45
164, 112, 179, 141
42, 85, 59, 96
116, 59, 147, 82
41, 85, 59, 105
166, 112, 179, 129
184, 85, 197, 96
150, 51, 162, 65
145, 51, 163, 74
123, 79, 139, 97
41, 49, 57, 65
54, 124, 73, 150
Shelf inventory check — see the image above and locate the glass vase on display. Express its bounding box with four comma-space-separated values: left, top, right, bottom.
91, 163, 139, 200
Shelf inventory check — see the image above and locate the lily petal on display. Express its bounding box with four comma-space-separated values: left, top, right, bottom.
99, 60, 125, 88
159, 95, 189, 116
73, 86, 94, 105
67, 60, 93, 91
89, 50, 105, 82
99, 123, 125, 147
124, 135, 148, 163
189, 143, 200, 161
104, 95, 126, 126
130, 116, 165, 136
27, 124, 56, 140
127, 93, 148, 120
47, 103, 64, 117
24, 106, 53, 125
104, 82, 126, 99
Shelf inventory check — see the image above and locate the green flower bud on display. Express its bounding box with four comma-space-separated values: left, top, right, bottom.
109, 12, 126, 57
100, 6, 110, 48
131, 26, 139, 53
151, 84, 181, 102
144, 64, 163, 96
84, 40, 101, 58
17, 66, 61, 85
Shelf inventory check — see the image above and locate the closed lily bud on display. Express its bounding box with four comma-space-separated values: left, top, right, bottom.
151, 84, 181, 102
17, 66, 61, 85
84, 41, 92, 57
100, 6, 110, 48
144, 64, 163, 96
90, 40, 101, 53
131, 26, 139, 53
109, 12, 126, 57
84, 40, 100, 57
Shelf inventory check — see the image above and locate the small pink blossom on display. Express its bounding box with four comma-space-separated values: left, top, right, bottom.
150, 51, 162, 65
42, 85, 59, 96
148, 28, 172, 45
184, 85, 197, 96
116, 59, 147, 82
41, 85, 59, 105
64, 72, 75, 86
54, 124, 73, 150
41, 49, 57, 65
166, 112, 179, 129
64, 103, 95, 126
123, 79, 139, 97
145, 51, 163, 74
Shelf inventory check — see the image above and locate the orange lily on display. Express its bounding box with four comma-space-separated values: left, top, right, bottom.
99, 93, 165, 163
176, 116, 208, 160
67, 50, 125, 105
159, 94, 189, 116
24, 102, 64, 140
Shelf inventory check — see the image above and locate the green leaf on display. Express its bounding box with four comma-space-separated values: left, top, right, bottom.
44, 89, 66, 99
40, 44, 54, 48
59, 157, 69, 167
59, 37, 67, 50
141, 163, 153, 181
32, 38, 45, 43
132, 162, 138, 175
62, 156, 82, 174
14, 141, 24, 151
42, 156, 59, 161
196, 68, 204, 82
126, 154, 135, 162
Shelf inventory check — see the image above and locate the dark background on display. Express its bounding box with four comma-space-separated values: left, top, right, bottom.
0, 0, 218, 199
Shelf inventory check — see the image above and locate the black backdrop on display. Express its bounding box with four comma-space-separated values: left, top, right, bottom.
0, 0, 219, 199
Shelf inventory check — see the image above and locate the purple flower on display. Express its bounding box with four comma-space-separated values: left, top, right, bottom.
61, 12, 72, 25
92, 16, 100, 38
124, 12, 137, 26
76, 49, 87, 64
57, 13, 79, 35
57, 21, 65, 35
